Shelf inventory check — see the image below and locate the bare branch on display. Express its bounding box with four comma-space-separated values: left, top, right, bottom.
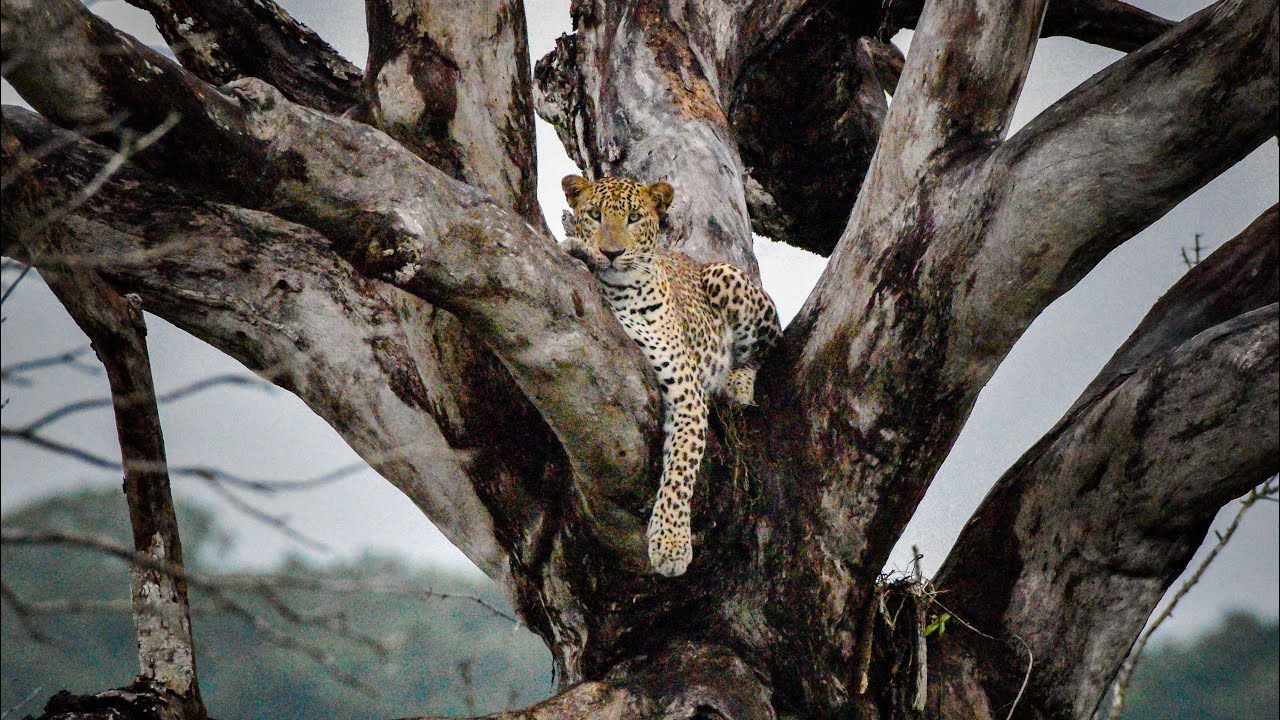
3, 117, 204, 709
0, 345, 98, 384
2, 0, 662, 565
0, 580, 56, 645
216, 572, 520, 625
18, 373, 272, 432
3, 107, 511, 578
534, 0, 762, 274
1041, 0, 1176, 51
882, 0, 1174, 52
362, 0, 545, 231
729, 0, 1175, 256
2, 528, 379, 694
123, 0, 361, 114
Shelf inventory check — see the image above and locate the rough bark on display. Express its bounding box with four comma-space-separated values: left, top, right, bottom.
362, 0, 544, 231
2, 106, 515, 580
2, 0, 1277, 718
34, 679, 201, 720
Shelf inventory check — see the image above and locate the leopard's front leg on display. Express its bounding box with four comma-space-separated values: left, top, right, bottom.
647, 352, 707, 576
613, 301, 707, 577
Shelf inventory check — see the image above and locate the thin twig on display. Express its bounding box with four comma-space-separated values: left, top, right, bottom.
1, 345, 97, 383
929, 596, 1033, 720
1106, 476, 1279, 719
219, 572, 521, 625
0, 684, 45, 720
0, 580, 55, 645
2, 424, 361, 493
20, 373, 273, 432
0, 265, 32, 305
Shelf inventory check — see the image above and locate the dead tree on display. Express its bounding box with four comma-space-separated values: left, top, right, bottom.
1, 0, 1276, 717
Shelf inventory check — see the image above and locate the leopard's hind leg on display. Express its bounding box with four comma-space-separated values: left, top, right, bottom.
701, 263, 782, 405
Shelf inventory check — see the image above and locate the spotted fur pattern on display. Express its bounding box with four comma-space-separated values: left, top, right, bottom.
561, 175, 781, 576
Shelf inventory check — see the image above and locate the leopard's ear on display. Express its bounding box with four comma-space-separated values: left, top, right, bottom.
562, 175, 592, 210
647, 182, 674, 214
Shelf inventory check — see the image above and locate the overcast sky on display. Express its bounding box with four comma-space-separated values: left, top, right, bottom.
1, 0, 1276, 641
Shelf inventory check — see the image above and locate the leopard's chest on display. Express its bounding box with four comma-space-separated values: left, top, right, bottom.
597, 275, 733, 392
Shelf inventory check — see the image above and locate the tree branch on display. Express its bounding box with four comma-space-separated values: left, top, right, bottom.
1106, 477, 1279, 719
122, 0, 362, 114
2, 528, 379, 695
534, 0, 763, 274
955, 0, 1279, 371
362, 0, 545, 231
728, 0, 1176, 256
935, 208, 1280, 718
1041, 0, 1176, 51
760, 0, 1050, 579
2, 115, 206, 715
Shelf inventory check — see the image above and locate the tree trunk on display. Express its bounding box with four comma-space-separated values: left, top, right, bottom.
1, 0, 1276, 717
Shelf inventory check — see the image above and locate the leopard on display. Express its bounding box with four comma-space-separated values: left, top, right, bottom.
560, 174, 781, 577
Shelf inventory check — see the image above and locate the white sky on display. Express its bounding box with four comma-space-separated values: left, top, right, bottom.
1, 0, 1276, 640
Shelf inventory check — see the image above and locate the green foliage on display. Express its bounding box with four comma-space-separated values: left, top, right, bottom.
1, 490, 551, 719
923, 612, 950, 638
1120, 612, 1279, 720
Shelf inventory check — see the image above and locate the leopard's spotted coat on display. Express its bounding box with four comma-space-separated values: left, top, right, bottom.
561, 175, 781, 576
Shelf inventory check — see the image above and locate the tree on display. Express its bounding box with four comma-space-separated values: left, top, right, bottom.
0, 0, 1275, 717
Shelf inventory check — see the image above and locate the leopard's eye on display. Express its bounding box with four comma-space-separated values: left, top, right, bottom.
586, 208, 601, 221
627, 212, 643, 224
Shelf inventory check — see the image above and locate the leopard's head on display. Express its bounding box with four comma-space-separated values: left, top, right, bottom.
561, 175, 674, 272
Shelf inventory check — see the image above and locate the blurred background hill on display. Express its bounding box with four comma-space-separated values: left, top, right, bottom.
2, 490, 1275, 719
1, 491, 551, 718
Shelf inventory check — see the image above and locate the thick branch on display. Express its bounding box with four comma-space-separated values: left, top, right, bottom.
729, 9, 891, 256
762, 0, 1050, 578
936, 209, 1280, 718
123, 0, 361, 114
534, 0, 761, 274
955, 0, 1279, 371
2, 117, 205, 715
1041, 0, 1176, 51
729, 0, 1174, 256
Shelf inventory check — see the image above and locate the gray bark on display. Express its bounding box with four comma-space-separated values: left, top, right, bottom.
1, 0, 1276, 717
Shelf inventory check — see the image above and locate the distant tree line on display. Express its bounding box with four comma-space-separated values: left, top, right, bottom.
2, 490, 1275, 719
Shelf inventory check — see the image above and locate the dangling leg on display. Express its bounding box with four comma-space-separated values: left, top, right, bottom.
646, 361, 707, 576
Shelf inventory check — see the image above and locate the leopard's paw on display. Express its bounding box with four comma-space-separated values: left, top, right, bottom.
727, 367, 757, 406
647, 516, 692, 577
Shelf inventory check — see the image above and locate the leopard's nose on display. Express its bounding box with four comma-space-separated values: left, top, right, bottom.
601, 249, 624, 262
